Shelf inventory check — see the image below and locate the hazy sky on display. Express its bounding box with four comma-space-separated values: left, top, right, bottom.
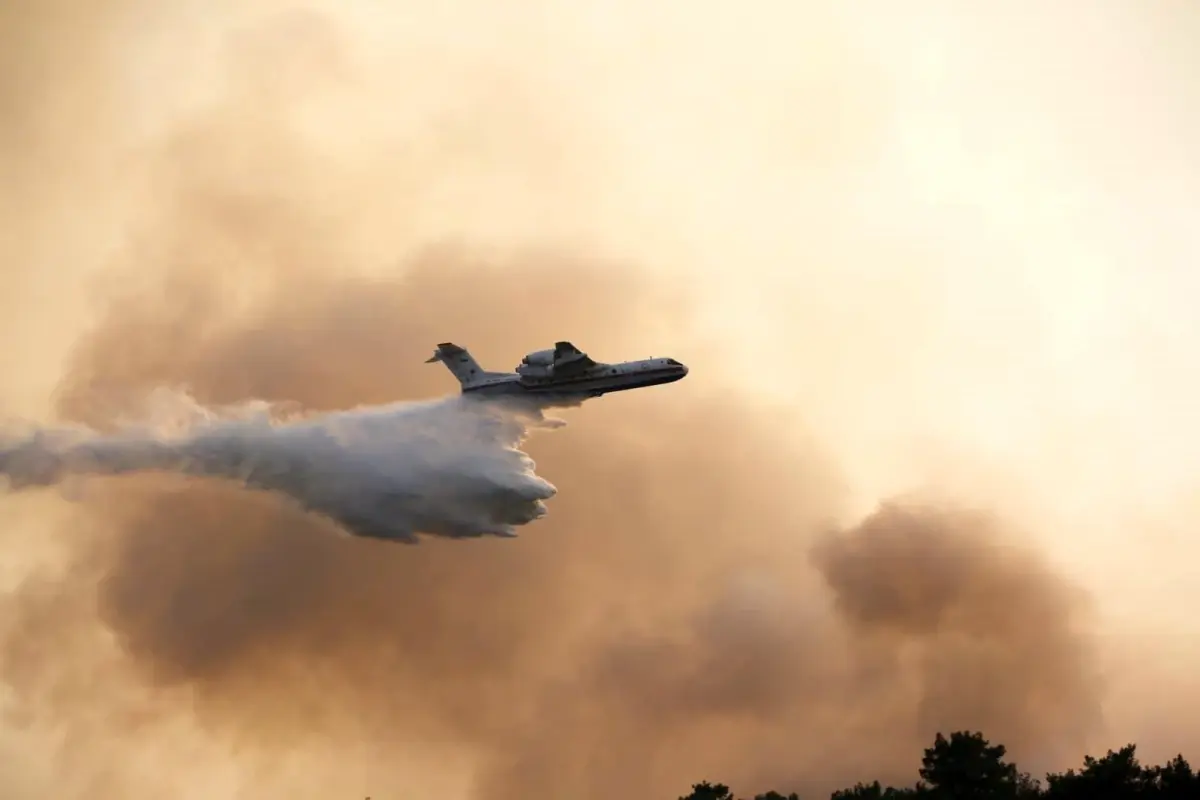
100, 0, 1200, 620
3, 1, 1200, 797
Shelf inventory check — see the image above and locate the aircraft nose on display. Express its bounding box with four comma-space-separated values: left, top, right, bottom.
665, 357, 688, 378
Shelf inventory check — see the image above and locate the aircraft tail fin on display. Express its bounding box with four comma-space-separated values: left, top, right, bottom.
425, 342, 492, 388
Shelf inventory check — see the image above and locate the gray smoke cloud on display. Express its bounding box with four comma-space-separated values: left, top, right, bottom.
12, 0, 1194, 798
0, 392, 557, 542
0, 252, 1102, 800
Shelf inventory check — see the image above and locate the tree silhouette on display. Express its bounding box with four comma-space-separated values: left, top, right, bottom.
831, 780, 918, 798
1043, 744, 1200, 799
917, 731, 1032, 799
1148, 754, 1200, 799
679, 781, 736, 800
676, 730, 1200, 799
1044, 743, 1147, 798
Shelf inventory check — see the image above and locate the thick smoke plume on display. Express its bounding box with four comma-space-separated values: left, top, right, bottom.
0, 393, 556, 542
0, 250, 1102, 799
6, 1, 1182, 798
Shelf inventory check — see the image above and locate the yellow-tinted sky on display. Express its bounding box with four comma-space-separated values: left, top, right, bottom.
96, 0, 1200, 621
2, 0, 1199, 796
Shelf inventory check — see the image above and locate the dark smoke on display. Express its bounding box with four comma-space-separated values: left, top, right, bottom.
0, 250, 1102, 798
0, 4, 1105, 799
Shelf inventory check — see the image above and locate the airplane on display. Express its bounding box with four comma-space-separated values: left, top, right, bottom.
425, 340, 688, 420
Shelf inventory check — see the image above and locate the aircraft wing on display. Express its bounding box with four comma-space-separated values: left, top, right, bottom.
553, 341, 597, 370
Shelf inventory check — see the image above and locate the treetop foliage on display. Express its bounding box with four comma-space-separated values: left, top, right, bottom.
679, 731, 1199, 800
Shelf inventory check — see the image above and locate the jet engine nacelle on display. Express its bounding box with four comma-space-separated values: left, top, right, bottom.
517, 349, 557, 379
517, 364, 552, 379
522, 349, 556, 366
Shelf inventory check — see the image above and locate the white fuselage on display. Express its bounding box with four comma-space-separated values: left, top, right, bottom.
464, 357, 688, 404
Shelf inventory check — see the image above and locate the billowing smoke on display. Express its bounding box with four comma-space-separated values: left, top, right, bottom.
10, 0, 1200, 799
0, 393, 556, 542
0, 251, 1101, 799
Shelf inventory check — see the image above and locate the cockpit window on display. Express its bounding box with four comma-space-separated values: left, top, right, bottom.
666, 358, 681, 366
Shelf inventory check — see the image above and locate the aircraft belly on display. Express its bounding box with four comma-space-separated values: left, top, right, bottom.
519, 372, 680, 395
464, 369, 682, 405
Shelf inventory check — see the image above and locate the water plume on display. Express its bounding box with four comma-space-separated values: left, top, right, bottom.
0, 390, 557, 542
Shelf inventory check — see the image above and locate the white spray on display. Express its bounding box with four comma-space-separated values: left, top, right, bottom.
0, 390, 559, 543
